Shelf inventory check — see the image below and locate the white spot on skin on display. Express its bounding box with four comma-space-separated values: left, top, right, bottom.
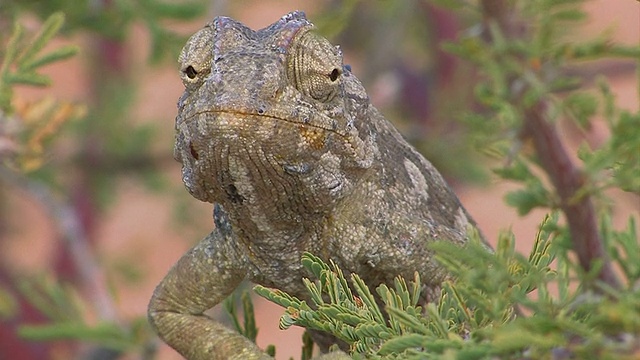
404, 159, 429, 201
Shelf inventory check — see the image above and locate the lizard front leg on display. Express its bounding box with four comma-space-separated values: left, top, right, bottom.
147, 227, 268, 360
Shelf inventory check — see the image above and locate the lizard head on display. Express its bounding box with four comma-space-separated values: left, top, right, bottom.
174, 11, 376, 222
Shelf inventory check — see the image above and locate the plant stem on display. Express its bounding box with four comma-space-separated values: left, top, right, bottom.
523, 102, 621, 288
0, 168, 119, 319
479, 0, 621, 289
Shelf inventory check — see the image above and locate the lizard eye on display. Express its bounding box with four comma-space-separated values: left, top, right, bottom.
185, 65, 198, 79
287, 31, 343, 102
328, 68, 340, 82
178, 25, 213, 90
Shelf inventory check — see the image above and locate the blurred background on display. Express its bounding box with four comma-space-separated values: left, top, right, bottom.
0, 1, 637, 359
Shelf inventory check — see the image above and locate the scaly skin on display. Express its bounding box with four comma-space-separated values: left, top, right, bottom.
148, 11, 482, 359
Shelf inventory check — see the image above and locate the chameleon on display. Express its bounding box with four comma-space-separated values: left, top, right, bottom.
148, 11, 483, 360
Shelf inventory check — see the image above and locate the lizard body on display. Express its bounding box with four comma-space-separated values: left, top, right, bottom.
148, 11, 481, 359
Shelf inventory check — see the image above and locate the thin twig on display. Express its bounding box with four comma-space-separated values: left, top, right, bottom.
522, 102, 621, 288
479, 0, 621, 289
0, 167, 119, 320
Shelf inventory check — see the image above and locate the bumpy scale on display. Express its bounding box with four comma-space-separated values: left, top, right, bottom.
148, 11, 483, 360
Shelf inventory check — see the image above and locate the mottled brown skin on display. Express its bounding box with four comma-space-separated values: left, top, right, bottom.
148, 11, 481, 360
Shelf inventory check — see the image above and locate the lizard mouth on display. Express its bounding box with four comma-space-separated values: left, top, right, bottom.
184, 108, 349, 138
175, 105, 368, 175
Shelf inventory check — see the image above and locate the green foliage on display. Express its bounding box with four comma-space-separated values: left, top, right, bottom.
443, 0, 640, 212
223, 289, 260, 344
0, 12, 78, 111
2, 0, 205, 63
0, 12, 83, 171
254, 211, 638, 358
15, 276, 152, 353
223, 289, 278, 357
255, 254, 423, 354
578, 82, 640, 194
603, 216, 639, 283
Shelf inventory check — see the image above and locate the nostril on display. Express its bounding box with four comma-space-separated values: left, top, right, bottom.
189, 142, 199, 160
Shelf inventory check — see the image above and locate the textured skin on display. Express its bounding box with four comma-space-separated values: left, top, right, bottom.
148, 11, 481, 360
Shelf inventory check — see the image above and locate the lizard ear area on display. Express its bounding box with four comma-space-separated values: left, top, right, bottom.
286, 31, 344, 102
